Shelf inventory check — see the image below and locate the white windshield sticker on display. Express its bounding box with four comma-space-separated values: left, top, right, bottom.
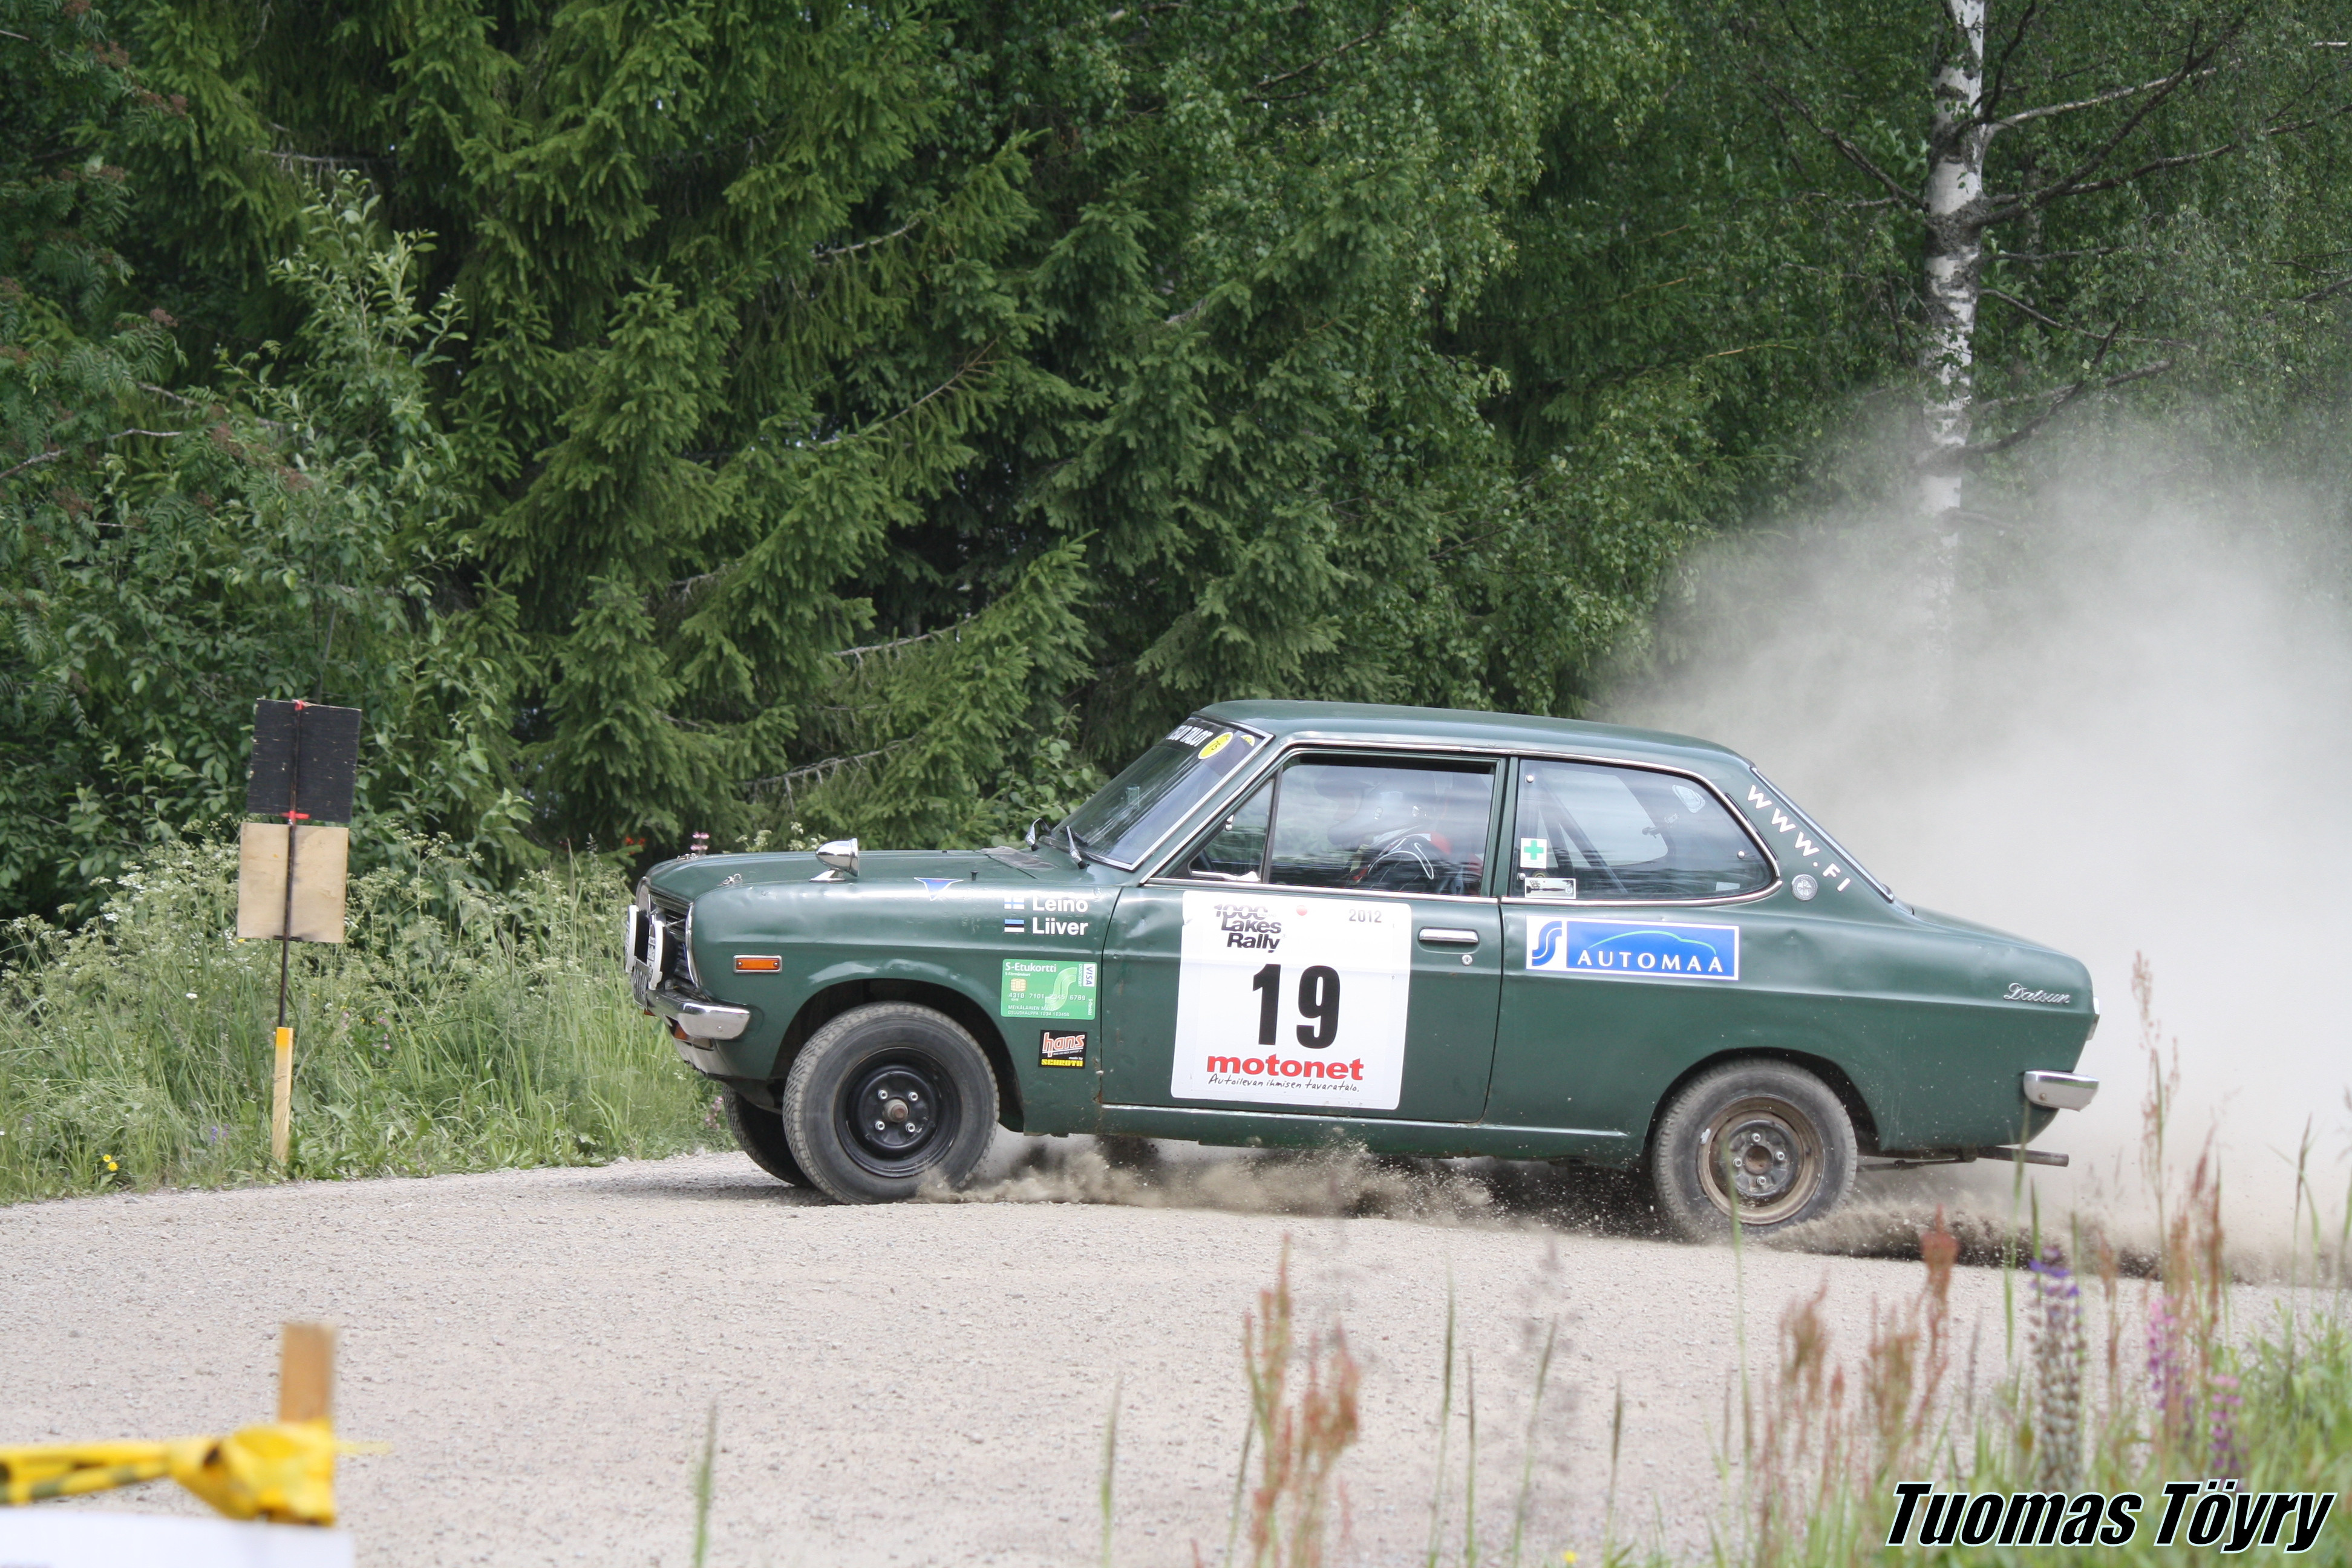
1169, 890, 1413, 1111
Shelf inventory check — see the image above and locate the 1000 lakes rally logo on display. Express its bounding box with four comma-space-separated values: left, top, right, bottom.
1217, 903, 1284, 950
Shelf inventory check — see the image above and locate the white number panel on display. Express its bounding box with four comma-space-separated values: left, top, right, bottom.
1169, 890, 1413, 1111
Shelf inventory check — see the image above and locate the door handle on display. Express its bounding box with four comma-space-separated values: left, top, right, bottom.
1417, 927, 1480, 947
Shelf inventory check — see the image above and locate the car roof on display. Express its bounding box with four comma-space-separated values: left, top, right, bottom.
1195, 700, 1753, 771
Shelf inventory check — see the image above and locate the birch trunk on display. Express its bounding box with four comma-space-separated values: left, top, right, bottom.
1920, 0, 1991, 560
1910, 0, 1985, 648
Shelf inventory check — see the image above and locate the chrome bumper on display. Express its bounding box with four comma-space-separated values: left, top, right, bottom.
2022, 1070, 2099, 1111
630, 970, 751, 1041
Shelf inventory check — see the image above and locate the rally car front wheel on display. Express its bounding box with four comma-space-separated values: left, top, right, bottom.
780, 1002, 1000, 1204
1648, 1060, 1857, 1243
724, 1088, 812, 1188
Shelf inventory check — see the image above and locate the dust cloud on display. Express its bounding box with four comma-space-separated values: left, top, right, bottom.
1606, 435, 2352, 1262
950, 440, 2351, 1267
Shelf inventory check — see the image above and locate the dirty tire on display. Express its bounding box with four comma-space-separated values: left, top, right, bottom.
781, 1002, 999, 1204
1648, 1060, 1857, 1243
724, 1088, 811, 1187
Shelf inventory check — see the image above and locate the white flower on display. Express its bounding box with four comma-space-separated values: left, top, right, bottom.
185, 992, 198, 1001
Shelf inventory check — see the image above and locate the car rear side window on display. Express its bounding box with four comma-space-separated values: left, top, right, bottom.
1267, 757, 1495, 897
1511, 761, 1768, 901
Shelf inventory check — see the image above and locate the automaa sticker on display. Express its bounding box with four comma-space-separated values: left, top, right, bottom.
1525, 917, 1739, 982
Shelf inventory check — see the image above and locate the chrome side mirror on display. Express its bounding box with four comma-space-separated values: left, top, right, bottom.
812, 838, 860, 880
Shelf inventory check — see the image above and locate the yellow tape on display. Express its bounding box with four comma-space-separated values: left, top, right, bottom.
0, 1419, 366, 1524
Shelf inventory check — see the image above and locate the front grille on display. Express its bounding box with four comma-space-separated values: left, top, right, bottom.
650, 898, 693, 986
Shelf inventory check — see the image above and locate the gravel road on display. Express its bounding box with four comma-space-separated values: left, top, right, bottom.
2, 1146, 2050, 1567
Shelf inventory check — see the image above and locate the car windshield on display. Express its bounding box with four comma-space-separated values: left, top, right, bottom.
1059, 718, 1267, 867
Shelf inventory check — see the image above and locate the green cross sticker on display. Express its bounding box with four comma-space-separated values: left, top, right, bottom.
1518, 837, 1549, 869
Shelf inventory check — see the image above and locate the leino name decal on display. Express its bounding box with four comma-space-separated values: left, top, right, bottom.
1000, 892, 1093, 937
1525, 918, 1740, 982
2004, 982, 2074, 1005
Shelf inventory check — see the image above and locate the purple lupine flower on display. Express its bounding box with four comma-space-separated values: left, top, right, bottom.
2030, 1245, 2085, 1489
2208, 1371, 2244, 1478
2147, 1293, 2192, 1452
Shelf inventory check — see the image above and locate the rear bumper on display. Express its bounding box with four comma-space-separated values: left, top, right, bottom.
2022, 1070, 2099, 1111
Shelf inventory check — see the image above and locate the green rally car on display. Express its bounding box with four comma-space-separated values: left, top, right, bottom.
624, 701, 2099, 1237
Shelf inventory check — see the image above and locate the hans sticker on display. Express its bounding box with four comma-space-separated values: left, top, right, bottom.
1039, 1029, 1088, 1068
1002, 959, 1097, 1020
1526, 918, 1739, 982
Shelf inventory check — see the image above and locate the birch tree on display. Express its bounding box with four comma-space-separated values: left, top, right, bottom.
1748, 1, 2351, 530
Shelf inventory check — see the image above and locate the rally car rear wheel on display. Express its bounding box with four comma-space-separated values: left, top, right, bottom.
1648, 1060, 1857, 1242
780, 1002, 999, 1204
724, 1088, 812, 1187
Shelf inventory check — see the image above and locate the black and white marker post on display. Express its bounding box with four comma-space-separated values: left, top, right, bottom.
236, 700, 362, 1166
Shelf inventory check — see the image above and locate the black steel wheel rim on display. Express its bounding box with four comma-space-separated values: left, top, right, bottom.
837, 1050, 961, 1177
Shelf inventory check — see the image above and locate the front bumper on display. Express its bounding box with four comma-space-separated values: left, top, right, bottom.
2022, 1070, 2099, 1111
630, 970, 751, 1041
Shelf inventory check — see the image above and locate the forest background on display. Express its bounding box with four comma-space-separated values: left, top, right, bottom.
7, 0, 2352, 922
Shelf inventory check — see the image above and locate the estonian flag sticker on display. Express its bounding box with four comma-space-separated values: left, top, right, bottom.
1002, 918, 1027, 933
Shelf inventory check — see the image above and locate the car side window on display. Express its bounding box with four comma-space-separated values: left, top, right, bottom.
1511, 761, 1768, 900
1181, 783, 1272, 881
1267, 757, 1494, 897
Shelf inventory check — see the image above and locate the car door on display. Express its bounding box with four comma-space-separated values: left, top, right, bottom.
1486, 756, 1787, 1137
1100, 751, 1504, 1124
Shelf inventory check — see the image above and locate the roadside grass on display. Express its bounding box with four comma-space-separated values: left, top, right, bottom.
1074, 962, 2352, 1568
1664, 959, 2352, 1568
0, 834, 705, 1204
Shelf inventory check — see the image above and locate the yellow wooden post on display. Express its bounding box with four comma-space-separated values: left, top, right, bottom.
277, 1322, 336, 1424
270, 1027, 295, 1166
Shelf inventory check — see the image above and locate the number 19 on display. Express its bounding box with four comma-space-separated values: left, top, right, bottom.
1250, 962, 1342, 1048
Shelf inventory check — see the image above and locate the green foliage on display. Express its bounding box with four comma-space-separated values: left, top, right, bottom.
5, 0, 2351, 919
0, 831, 708, 1202
2, 174, 527, 916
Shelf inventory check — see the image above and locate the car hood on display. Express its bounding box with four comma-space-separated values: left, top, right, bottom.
643, 845, 1097, 903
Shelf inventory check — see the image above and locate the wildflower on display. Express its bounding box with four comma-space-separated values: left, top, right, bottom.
2148, 1293, 2191, 1449
102, 1155, 118, 1172
185, 991, 198, 1001
2028, 1243, 2084, 1490
2209, 1371, 2244, 1478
